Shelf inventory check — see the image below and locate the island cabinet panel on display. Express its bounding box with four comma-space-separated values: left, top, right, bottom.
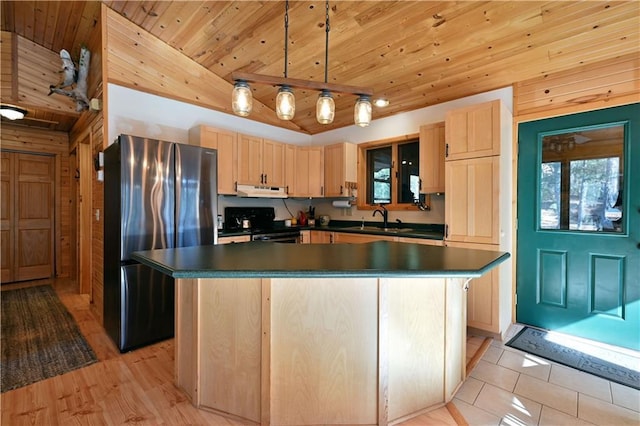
174, 275, 470, 425
310, 229, 332, 243
270, 278, 379, 425
386, 278, 445, 420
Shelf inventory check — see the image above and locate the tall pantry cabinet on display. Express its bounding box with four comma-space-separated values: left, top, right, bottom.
444, 100, 512, 338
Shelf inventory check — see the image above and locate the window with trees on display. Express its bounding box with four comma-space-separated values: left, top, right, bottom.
539, 125, 624, 233
359, 137, 421, 209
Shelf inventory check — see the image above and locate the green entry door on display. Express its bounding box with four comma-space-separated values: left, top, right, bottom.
517, 103, 639, 351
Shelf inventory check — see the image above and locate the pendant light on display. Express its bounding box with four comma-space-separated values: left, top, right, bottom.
316, 0, 335, 124
231, 1, 374, 126
276, 1, 295, 120
316, 90, 335, 124
0, 105, 27, 120
354, 95, 372, 127
232, 80, 252, 117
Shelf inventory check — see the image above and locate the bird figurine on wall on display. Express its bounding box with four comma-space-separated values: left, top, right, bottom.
48, 46, 91, 112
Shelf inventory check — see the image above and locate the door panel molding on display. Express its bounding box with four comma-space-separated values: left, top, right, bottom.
537, 249, 567, 308
589, 253, 625, 319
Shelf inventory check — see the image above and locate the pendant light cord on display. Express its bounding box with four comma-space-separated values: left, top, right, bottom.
324, 0, 330, 84
283, 0, 289, 78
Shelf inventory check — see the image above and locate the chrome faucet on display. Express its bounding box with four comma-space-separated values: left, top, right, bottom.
372, 204, 389, 229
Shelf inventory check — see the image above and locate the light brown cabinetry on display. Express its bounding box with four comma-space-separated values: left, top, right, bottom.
445, 156, 499, 244
419, 122, 446, 194
446, 241, 500, 332
444, 99, 512, 337
310, 230, 332, 243
237, 135, 285, 187
299, 230, 311, 244
189, 126, 238, 195
324, 142, 357, 197
332, 232, 396, 243
396, 237, 444, 246
217, 235, 251, 244
293, 146, 324, 197
284, 144, 296, 195
445, 100, 502, 161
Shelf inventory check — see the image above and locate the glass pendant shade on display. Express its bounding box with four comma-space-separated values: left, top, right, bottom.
276, 86, 295, 120
354, 95, 372, 127
232, 81, 252, 117
316, 90, 335, 124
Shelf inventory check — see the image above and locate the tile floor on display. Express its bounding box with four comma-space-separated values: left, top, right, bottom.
454, 326, 640, 425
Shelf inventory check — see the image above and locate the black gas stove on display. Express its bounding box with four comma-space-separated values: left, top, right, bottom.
224, 207, 300, 243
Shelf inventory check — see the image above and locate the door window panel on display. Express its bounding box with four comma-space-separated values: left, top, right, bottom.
539, 125, 624, 233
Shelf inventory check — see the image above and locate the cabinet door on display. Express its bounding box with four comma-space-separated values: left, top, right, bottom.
284, 145, 296, 196
395, 237, 444, 246
446, 241, 500, 333
445, 100, 501, 161
419, 122, 445, 194
262, 139, 285, 187
308, 146, 324, 197
299, 230, 311, 244
237, 134, 263, 185
189, 126, 238, 195
324, 143, 356, 197
217, 235, 251, 244
310, 230, 332, 243
445, 157, 499, 244
333, 232, 396, 243
295, 147, 324, 197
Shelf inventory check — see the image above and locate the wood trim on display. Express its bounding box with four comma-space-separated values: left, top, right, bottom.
10, 31, 18, 100
466, 337, 492, 376
446, 402, 469, 426
54, 154, 61, 277
232, 71, 373, 96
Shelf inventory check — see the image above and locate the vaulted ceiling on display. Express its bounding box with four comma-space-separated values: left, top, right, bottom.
2, 1, 639, 134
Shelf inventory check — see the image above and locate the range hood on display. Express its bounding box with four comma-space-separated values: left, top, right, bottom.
236, 184, 288, 198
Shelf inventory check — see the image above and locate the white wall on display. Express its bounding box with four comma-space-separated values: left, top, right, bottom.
107, 84, 512, 224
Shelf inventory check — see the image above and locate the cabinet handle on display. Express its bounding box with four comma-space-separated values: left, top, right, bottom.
445, 143, 449, 157
321, 186, 324, 196
340, 185, 343, 195
419, 178, 422, 190
264, 174, 268, 184
445, 224, 449, 239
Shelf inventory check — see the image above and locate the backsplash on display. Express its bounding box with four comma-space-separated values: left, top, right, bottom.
218, 194, 445, 227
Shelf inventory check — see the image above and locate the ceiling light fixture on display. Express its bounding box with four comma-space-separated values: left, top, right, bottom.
231, 0, 374, 127
0, 105, 28, 120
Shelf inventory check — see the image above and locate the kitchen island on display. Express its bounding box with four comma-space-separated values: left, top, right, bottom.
133, 241, 509, 426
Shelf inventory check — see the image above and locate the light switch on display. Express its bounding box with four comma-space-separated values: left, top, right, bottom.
97, 170, 104, 181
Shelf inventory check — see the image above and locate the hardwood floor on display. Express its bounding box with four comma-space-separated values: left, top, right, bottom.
1, 279, 480, 425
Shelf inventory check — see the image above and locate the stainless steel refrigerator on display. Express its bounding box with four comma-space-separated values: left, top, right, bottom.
104, 134, 217, 352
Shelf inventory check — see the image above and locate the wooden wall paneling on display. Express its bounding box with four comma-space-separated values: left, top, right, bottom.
514, 53, 640, 121
91, 118, 104, 313
101, 6, 301, 133
0, 31, 16, 101
0, 152, 15, 282
78, 138, 92, 298
15, 34, 80, 115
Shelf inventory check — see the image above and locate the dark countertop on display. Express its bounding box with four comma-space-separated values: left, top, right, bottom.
132, 241, 509, 279
219, 221, 445, 241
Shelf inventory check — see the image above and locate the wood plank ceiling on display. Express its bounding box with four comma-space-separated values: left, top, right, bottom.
1, 1, 639, 134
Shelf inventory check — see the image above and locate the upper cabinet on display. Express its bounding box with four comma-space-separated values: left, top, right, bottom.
293, 146, 324, 197
419, 122, 445, 194
284, 144, 296, 196
324, 142, 357, 197
445, 100, 502, 161
237, 135, 285, 187
189, 126, 238, 195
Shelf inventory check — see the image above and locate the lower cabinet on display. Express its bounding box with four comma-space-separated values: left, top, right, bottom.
310, 230, 332, 243
217, 235, 251, 244
299, 230, 311, 244
332, 232, 397, 243
446, 241, 501, 334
